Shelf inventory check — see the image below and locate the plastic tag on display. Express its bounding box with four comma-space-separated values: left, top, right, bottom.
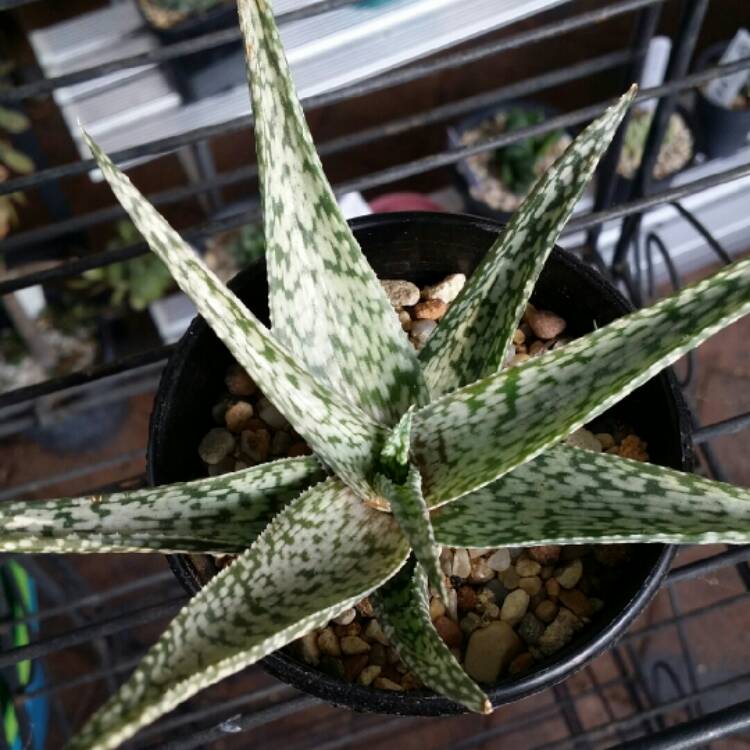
706, 29, 750, 107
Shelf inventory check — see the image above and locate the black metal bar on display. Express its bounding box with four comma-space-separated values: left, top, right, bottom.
615, 697, 750, 750
668, 547, 750, 584
0, 49, 633, 253
610, 0, 710, 276
0, 596, 186, 668
693, 412, 750, 444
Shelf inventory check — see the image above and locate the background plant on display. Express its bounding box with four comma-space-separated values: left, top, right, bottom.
3, 2, 750, 749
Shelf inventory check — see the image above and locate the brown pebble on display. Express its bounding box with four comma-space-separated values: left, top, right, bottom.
617, 434, 649, 461
546, 579, 561, 599
414, 299, 448, 320
499, 568, 520, 590
524, 304, 566, 340
528, 546, 561, 565
341, 636, 370, 655
356, 598, 375, 618
535, 599, 558, 624
509, 652, 535, 675
224, 401, 254, 433
225, 364, 257, 396
434, 616, 462, 649
430, 597, 446, 620
519, 576, 543, 597
512, 328, 526, 345
240, 428, 271, 463
287, 442, 312, 457
343, 654, 369, 682
515, 557, 542, 577
457, 586, 478, 611
358, 665, 381, 686
595, 432, 615, 449
558, 589, 594, 618
374, 677, 404, 692
369, 643, 387, 666
317, 627, 341, 657
401, 672, 422, 690
528, 340, 547, 356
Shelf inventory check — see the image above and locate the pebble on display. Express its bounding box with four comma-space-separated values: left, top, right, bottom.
224, 401, 254, 433
397, 309, 412, 331
381, 279, 420, 307
515, 557, 542, 577
566, 428, 603, 452
358, 665, 382, 686
558, 589, 593, 618
445, 588, 459, 621
225, 364, 257, 396
509, 353, 530, 367
257, 398, 289, 431
300, 632, 320, 665
485, 548, 510, 572
410, 319, 437, 350
484, 579, 508, 604
524, 304, 567, 340
535, 600, 559, 624
464, 622, 523, 683
499, 568, 520, 590
555, 559, 583, 589
538, 608, 583, 656
517, 612, 545, 646
512, 328, 526, 345
457, 586, 478, 611
414, 299, 448, 320
240, 428, 271, 464
317, 627, 341, 657
528, 340, 548, 357
430, 597, 446, 620
469, 548, 486, 559
500, 589, 530, 626
369, 643, 387, 666
374, 677, 404, 691
208, 457, 235, 476
617, 434, 649, 461
356, 598, 375, 618
344, 654, 369, 682
333, 609, 356, 626
452, 548, 472, 579
341, 636, 370, 655
422, 273, 466, 304
546, 579, 561, 599
270, 430, 292, 457
434, 616, 462, 649
364, 619, 389, 645
439, 548, 453, 576
528, 546, 561, 565
469, 558, 494, 583
519, 576, 542, 597
460, 612, 482, 635
198, 428, 235, 465
595, 432, 615, 450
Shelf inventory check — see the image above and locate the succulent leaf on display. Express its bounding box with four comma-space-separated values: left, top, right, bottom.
237, 0, 427, 424
0, 457, 325, 554
420, 86, 636, 397
377, 407, 414, 484
375, 465, 447, 603
67, 477, 409, 750
373, 559, 491, 714
415, 255, 750, 507
432, 445, 750, 547
83, 130, 386, 499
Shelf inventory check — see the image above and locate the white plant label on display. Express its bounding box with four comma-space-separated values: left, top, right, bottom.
706, 28, 750, 108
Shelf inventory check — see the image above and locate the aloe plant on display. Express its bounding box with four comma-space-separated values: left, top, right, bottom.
4, 1, 750, 747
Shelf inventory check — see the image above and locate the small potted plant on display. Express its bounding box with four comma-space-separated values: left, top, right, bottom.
4, 3, 750, 748
693, 38, 750, 159
612, 104, 694, 203
138, 0, 235, 36
449, 104, 572, 219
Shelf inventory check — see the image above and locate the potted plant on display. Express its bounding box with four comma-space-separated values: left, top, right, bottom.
612, 104, 694, 203
449, 104, 572, 219
694, 39, 750, 159
4, 2, 750, 748
138, 0, 235, 36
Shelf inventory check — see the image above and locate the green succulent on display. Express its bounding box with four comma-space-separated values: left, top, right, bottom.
73, 221, 174, 312
493, 108, 564, 194
4, 2, 750, 747
225, 221, 266, 267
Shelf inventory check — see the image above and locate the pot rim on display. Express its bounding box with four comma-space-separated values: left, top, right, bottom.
149, 211, 689, 716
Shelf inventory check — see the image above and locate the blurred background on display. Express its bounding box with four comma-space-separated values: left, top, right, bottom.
0, 0, 750, 747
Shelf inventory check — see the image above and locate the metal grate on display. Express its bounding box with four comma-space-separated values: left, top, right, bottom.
1, 0, 750, 747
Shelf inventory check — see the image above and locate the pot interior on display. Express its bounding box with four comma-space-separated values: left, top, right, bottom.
148, 211, 687, 714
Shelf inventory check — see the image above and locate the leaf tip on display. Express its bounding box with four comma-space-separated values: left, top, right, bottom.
481, 698, 493, 715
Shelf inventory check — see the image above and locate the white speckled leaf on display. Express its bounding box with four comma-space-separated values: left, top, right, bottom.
0, 457, 325, 555
414, 255, 750, 507
432, 445, 750, 546
83, 130, 386, 499
420, 87, 636, 397
373, 559, 490, 714
67, 477, 409, 750
237, 0, 426, 424
375, 466, 447, 603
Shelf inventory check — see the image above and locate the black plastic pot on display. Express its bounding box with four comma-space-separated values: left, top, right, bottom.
448, 102, 570, 223
693, 42, 750, 160
148, 212, 690, 715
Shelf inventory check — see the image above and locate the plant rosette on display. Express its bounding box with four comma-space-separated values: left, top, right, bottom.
154, 212, 687, 713
5, 1, 750, 747
449, 103, 572, 215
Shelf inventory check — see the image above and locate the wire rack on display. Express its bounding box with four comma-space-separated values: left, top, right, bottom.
1, 0, 750, 747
